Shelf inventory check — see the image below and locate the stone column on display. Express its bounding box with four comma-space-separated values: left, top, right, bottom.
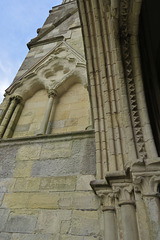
133, 174, 160, 240
134, 191, 151, 240
103, 207, 117, 240
143, 194, 160, 240
3, 96, 23, 138
115, 184, 139, 240
0, 98, 10, 124
97, 190, 118, 240
0, 96, 18, 138
38, 89, 57, 135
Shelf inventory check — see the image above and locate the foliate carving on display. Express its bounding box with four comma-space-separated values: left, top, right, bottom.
120, 0, 147, 159
133, 174, 160, 197
113, 184, 135, 206
96, 190, 117, 211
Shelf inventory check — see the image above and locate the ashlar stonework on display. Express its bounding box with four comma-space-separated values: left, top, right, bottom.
0, 0, 160, 239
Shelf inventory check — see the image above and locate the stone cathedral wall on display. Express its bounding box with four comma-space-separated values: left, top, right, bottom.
0, 1, 103, 239
0, 132, 103, 240
1, 0, 160, 239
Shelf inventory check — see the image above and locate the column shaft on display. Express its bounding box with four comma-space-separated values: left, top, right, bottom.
0, 98, 17, 138
38, 95, 55, 135
120, 204, 139, 240
0, 99, 10, 124
103, 209, 117, 240
143, 196, 160, 240
3, 103, 23, 138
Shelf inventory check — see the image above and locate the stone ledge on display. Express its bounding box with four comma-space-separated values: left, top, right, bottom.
0, 129, 95, 146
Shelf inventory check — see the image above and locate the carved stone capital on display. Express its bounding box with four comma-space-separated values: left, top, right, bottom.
96, 190, 117, 211
133, 173, 160, 197
90, 179, 116, 211
48, 89, 57, 98
113, 184, 135, 206
15, 95, 23, 103
10, 95, 23, 104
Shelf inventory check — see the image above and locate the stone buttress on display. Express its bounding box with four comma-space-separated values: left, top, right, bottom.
0, 1, 102, 239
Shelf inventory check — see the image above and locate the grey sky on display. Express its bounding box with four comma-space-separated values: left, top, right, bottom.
0, 0, 62, 103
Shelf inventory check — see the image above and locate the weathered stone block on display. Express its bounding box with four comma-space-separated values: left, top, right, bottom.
5, 215, 37, 233
0, 233, 12, 240
16, 145, 41, 161
60, 220, 71, 234
13, 161, 34, 178
71, 210, 100, 236
59, 192, 99, 210
40, 141, 72, 159
31, 156, 95, 176
28, 193, 59, 209
76, 175, 95, 191
0, 178, 16, 193
14, 178, 40, 192
0, 208, 10, 231
36, 210, 71, 234
0, 146, 17, 178
31, 139, 96, 176
3, 193, 29, 209
40, 176, 76, 191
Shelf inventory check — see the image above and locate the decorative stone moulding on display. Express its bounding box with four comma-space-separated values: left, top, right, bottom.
119, 0, 147, 160
77, 0, 159, 179
1, 41, 89, 138
5, 41, 87, 101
